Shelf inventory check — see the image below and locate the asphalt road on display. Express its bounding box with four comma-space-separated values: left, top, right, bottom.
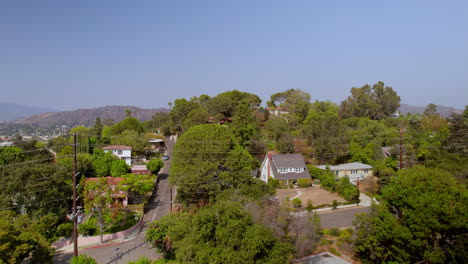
54, 140, 174, 264
319, 206, 371, 229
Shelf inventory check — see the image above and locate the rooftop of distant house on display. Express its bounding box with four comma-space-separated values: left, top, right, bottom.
102, 145, 132, 150
316, 162, 372, 171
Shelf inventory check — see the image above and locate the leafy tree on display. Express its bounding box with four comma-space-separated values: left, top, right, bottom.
169, 98, 200, 125
119, 173, 157, 204
302, 101, 347, 163
444, 107, 467, 155
92, 150, 118, 177
93, 117, 103, 139
146, 201, 293, 263
110, 129, 148, 149
83, 178, 114, 244
70, 254, 98, 264
128, 256, 153, 264
292, 198, 302, 208
110, 159, 130, 177
102, 117, 144, 138
267, 88, 311, 121
0, 146, 24, 165
339, 81, 400, 120
354, 166, 467, 263
147, 159, 163, 174
0, 211, 54, 264
170, 125, 258, 206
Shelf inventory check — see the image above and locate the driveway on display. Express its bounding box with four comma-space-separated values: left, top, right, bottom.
319, 206, 371, 229
54, 138, 175, 264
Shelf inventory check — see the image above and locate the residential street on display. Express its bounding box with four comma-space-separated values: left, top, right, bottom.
54, 139, 174, 264
319, 206, 371, 229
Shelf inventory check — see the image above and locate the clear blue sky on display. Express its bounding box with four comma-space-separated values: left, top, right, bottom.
1, 0, 467, 110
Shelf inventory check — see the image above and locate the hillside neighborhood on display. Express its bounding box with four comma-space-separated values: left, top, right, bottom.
1, 2, 468, 264
1, 87, 466, 264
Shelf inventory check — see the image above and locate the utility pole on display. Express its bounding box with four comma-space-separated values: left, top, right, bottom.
399, 128, 404, 170
73, 133, 78, 256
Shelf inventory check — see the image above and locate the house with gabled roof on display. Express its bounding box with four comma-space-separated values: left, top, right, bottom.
85, 177, 128, 207
259, 152, 310, 185
316, 162, 373, 181
103, 145, 132, 166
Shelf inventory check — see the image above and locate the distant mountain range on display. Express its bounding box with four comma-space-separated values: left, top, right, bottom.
13, 105, 169, 126
399, 104, 462, 117
1, 103, 462, 127
0, 102, 58, 122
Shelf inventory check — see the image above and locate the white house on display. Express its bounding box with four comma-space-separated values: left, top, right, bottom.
266, 107, 289, 116
103, 145, 132, 166
260, 153, 310, 185
316, 162, 373, 181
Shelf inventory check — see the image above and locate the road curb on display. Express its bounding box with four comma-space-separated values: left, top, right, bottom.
82, 241, 127, 250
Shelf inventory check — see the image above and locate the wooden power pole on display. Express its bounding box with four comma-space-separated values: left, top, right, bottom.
399, 128, 404, 170
73, 133, 78, 256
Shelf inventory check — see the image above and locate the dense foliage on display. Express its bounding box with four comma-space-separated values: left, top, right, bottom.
353, 166, 467, 263
146, 201, 293, 264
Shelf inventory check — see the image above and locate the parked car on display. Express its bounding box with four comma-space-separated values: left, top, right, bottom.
162, 155, 169, 161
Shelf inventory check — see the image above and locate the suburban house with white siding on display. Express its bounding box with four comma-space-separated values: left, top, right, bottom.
260, 153, 310, 185
103, 145, 132, 166
316, 162, 373, 181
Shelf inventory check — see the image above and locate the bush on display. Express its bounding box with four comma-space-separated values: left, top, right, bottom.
70, 254, 97, 264
332, 200, 338, 209
306, 200, 314, 212
147, 159, 164, 174
128, 256, 153, 264
78, 218, 98, 236
268, 177, 280, 188
292, 198, 302, 208
297, 178, 312, 188
56, 222, 73, 237
329, 227, 341, 237
329, 247, 341, 256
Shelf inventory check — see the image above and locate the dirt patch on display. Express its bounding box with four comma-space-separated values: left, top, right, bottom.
276, 186, 346, 207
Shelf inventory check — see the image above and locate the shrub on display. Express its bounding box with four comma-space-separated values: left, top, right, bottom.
56, 222, 73, 237
297, 178, 312, 188
70, 254, 97, 264
292, 198, 302, 208
78, 218, 98, 236
329, 247, 341, 256
268, 177, 280, 188
129, 256, 153, 264
329, 227, 341, 237
332, 200, 338, 209
147, 159, 164, 174
306, 200, 314, 212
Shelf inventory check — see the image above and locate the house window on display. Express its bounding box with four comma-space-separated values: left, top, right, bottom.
278, 168, 287, 173
117, 150, 123, 155
350, 170, 358, 174
335, 171, 339, 176
364, 169, 369, 173
295, 168, 303, 173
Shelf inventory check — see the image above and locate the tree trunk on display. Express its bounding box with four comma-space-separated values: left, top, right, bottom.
98, 213, 104, 244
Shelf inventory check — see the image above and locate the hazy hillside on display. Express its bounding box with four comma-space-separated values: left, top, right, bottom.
0, 102, 58, 122
14, 106, 169, 126
399, 104, 463, 117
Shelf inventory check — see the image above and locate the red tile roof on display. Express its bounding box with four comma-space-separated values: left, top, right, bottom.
103, 145, 132, 150
86, 177, 124, 185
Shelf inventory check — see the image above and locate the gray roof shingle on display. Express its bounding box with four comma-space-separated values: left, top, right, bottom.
270, 154, 310, 180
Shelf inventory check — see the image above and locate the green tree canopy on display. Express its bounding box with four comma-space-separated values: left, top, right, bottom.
146, 201, 293, 264
147, 158, 163, 174
339, 81, 400, 120
354, 165, 467, 263
169, 124, 259, 206
0, 211, 54, 263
